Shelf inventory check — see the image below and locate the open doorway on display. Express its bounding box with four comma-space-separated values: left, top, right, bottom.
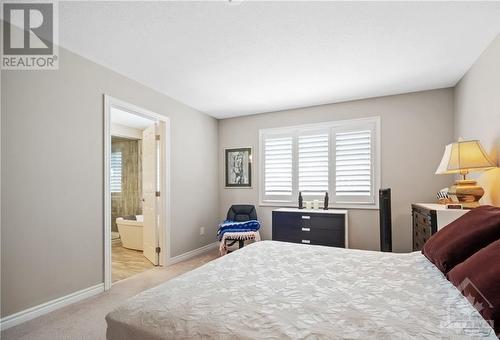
104, 96, 170, 289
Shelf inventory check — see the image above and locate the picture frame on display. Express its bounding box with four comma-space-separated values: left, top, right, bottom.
225, 147, 252, 188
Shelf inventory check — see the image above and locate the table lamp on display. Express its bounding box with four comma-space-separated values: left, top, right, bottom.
435, 140, 496, 208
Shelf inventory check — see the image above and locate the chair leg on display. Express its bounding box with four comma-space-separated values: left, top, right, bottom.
238, 240, 244, 248
227, 240, 238, 247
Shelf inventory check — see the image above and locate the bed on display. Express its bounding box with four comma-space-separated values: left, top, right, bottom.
106, 241, 496, 339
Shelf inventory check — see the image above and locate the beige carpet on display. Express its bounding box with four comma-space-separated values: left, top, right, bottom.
1, 249, 219, 340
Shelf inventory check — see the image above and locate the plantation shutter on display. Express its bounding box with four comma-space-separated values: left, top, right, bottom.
263, 135, 293, 201
259, 117, 379, 207
110, 151, 122, 193
334, 124, 375, 204
298, 133, 329, 197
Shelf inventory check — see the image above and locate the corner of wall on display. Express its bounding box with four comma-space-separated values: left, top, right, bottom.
452, 33, 500, 206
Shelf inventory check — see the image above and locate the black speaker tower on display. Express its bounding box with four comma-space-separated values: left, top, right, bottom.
379, 188, 392, 252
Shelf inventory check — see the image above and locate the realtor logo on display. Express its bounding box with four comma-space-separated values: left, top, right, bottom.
441, 277, 495, 336
1, 1, 58, 70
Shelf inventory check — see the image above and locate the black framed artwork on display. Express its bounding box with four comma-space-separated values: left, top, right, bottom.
225, 147, 252, 188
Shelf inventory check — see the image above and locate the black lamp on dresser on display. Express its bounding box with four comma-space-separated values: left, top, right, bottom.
272, 208, 348, 248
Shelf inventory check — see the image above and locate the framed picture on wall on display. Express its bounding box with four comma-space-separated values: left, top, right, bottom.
225, 147, 252, 188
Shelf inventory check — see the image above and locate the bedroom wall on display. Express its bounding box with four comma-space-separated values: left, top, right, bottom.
1, 46, 219, 317
454, 34, 500, 206
218, 89, 455, 253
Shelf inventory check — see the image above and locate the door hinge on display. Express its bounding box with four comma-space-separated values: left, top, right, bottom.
155, 135, 160, 141
156, 247, 161, 254
155, 191, 160, 197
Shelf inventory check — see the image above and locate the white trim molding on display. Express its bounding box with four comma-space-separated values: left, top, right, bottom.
167, 242, 219, 265
0, 284, 104, 331
259, 116, 381, 209
104, 95, 172, 290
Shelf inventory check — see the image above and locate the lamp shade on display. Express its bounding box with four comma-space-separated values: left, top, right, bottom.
435, 140, 496, 175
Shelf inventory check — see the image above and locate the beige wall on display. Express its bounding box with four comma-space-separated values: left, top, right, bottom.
1, 47, 219, 317
454, 34, 500, 206
219, 89, 455, 253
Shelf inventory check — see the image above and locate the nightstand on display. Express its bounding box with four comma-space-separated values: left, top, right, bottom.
411, 203, 470, 251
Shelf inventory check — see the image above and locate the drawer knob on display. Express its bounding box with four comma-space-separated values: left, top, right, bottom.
301, 227, 311, 232
301, 239, 311, 244
301, 216, 311, 220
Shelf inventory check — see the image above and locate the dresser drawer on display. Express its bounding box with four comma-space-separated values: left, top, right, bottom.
273, 212, 344, 230
414, 211, 431, 227
275, 226, 345, 247
303, 214, 344, 230
272, 210, 346, 248
412, 205, 437, 251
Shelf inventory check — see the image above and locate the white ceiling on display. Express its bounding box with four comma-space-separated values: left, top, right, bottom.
111, 107, 155, 130
59, 1, 500, 119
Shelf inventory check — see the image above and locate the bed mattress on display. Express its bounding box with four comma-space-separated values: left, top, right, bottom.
106, 241, 496, 339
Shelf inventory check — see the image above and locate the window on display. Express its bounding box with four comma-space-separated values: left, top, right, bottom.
260, 117, 380, 208
298, 132, 329, 197
263, 136, 293, 201
110, 151, 122, 193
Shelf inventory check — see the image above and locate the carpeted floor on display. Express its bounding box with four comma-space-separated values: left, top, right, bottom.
1, 249, 219, 340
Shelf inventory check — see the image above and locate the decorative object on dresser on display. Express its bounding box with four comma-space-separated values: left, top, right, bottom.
272, 208, 347, 248
436, 188, 452, 204
298, 192, 303, 209
313, 199, 320, 210
225, 147, 252, 188
379, 188, 392, 252
435, 139, 496, 208
411, 203, 469, 251
324, 192, 329, 210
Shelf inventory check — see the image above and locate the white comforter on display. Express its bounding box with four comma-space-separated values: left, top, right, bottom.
106, 241, 496, 339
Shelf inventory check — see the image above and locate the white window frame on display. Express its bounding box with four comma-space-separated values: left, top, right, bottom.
260, 132, 294, 202
259, 116, 381, 209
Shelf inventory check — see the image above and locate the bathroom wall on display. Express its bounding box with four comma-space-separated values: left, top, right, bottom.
111, 137, 143, 231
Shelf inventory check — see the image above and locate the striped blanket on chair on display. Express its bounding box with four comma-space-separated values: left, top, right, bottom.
217, 220, 261, 255
217, 220, 261, 241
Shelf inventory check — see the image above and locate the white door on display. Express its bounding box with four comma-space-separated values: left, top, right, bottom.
142, 123, 159, 265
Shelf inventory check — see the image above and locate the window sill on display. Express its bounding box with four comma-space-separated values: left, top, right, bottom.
258, 201, 379, 210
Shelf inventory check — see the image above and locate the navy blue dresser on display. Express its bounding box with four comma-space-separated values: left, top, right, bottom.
272, 208, 348, 248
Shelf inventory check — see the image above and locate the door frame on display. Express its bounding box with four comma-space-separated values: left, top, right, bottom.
103, 95, 171, 290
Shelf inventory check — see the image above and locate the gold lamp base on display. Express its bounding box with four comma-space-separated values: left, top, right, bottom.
448, 179, 484, 208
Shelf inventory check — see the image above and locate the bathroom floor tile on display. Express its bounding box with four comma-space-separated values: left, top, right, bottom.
112, 239, 154, 282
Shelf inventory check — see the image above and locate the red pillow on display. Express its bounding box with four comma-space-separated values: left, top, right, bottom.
447, 239, 500, 336
422, 205, 500, 273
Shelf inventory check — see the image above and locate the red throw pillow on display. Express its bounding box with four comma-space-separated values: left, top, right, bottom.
422, 205, 500, 273
447, 239, 500, 336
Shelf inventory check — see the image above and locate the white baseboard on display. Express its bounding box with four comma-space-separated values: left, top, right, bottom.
1, 243, 217, 331
168, 242, 218, 265
0, 283, 104, 331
